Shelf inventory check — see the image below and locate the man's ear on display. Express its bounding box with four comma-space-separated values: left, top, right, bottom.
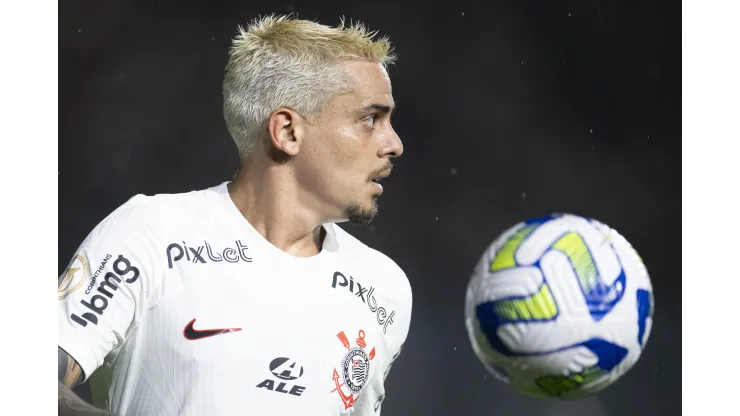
267, 107, 308, 157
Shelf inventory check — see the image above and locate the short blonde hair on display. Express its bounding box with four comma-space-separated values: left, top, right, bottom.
223, 14, 396, 158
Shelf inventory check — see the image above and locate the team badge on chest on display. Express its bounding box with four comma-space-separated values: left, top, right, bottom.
331, 329, 376, 411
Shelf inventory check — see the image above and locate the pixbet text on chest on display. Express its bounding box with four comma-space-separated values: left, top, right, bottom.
166, 240, 252, 268
331, 271, 395, 334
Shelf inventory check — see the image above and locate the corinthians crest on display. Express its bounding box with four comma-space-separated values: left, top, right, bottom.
331, 329, 376, 411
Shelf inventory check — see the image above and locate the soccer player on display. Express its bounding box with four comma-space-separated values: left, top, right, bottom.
58, 15, 411, 416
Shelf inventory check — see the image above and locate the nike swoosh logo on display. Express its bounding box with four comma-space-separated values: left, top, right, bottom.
183, 318, 242, 340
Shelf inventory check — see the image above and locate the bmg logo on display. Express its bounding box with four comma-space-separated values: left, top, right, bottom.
70, 255, 140, 327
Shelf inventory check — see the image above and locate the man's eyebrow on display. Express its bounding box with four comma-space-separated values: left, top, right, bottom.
357, 103, 396, 116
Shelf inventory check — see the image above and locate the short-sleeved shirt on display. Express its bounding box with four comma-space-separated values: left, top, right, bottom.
58, 182, 412, 416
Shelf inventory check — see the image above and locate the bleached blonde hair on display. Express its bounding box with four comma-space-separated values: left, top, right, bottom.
223, 14, 396, 158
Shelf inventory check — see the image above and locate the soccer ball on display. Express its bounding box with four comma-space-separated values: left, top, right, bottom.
464, 214, 654, 399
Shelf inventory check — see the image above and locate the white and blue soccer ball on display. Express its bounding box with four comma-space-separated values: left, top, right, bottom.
465, 213, 654, 399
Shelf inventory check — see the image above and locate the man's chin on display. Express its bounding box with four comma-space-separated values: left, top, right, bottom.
344, 198, 379, 227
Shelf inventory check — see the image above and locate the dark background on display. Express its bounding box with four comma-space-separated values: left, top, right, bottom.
59, 0, 681, 414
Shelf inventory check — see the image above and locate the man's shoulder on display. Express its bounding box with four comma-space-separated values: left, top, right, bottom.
100, 184, 225, 230
91, 184, 225, 244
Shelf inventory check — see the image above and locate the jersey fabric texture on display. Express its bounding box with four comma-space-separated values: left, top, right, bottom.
57, 182, 412, 416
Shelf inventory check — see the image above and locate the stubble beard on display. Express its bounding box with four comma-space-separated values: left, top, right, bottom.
344, 195, 380, 226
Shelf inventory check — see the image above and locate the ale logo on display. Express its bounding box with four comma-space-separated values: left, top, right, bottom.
256, 357, 307, 397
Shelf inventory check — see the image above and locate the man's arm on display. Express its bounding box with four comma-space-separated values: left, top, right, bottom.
58, 197, 161, 415
58, 347, 112, 416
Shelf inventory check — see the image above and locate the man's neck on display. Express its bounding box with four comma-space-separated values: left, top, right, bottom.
227, 162, 327, 258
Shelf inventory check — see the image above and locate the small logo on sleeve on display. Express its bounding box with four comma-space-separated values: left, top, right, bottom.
69, 254, 141, 327
59, 255, 89, 300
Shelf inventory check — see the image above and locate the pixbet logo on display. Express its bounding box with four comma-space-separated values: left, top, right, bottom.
331, 272, 395, 334
70, 255, 140, 327
255, 357, 307, 397
166, 240, 252, 269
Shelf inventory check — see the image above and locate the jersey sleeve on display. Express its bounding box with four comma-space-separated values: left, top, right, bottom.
58, 196, 163, 382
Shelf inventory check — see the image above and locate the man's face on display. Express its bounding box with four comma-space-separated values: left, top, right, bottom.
295, 61, 403, 226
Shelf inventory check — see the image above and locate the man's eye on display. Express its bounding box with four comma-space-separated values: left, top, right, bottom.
364, 115, 376, 128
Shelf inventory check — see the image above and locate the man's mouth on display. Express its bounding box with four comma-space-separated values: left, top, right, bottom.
370, 170, 391, 183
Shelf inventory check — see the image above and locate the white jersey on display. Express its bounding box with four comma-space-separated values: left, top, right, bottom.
57, 182, 412, 416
